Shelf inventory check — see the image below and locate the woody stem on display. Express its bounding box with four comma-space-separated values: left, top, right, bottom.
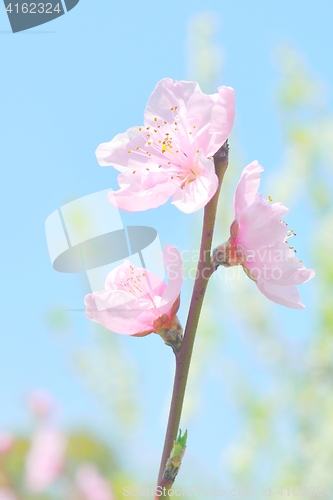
155, 141, 229, 498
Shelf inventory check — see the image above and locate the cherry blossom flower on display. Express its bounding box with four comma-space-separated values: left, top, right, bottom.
75, 463, 114, 500
24, 427, 67, 493
84, 245, 183, 337
0, 489, 17, 500
28, 389, 54, 418
213, 161, 315, 309
96, 78, 235, 213
0, 433, 14, 454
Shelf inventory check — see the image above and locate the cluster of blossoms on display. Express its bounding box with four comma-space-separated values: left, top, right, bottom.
0, 391, 114, 500
84, 78, 314, 338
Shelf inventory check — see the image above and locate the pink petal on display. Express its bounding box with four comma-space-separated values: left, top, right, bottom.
256, 277, 306, 309
96, 78, 235, 213
186, 86, 235, 156
171, 153, 218, 213
105, 260, 165, 295
84, 249, 182, 336
25, 428, 66, 493
0, 489, 18, 500
76, 463, 114, 500
28, 390, 54, 417
0, 433, 14, 454
246, 240, 315, 286
234, 161, 264, 219
144, 78, 199, 126
96, 127, 152, 170
238, 194, 289, 251
84, 292, 155, 335
108, 173, 176, 212
158, 245, 183, 315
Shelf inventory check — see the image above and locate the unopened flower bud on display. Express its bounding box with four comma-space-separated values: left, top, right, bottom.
163, 429, 188, 483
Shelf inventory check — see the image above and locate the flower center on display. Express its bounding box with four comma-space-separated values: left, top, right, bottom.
128, 108, 201, 188
116, 266, 154, 301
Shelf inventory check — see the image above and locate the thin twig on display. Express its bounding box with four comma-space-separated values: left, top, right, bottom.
155, 142, 229, 498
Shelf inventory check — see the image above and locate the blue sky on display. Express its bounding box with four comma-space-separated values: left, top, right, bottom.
0, 0, 332, 484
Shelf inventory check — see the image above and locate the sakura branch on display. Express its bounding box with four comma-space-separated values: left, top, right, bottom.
84, 77, 315, 497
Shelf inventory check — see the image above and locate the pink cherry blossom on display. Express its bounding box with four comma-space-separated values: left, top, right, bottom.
75, 463, 114, 500
213, 161, 315, 309
0, 489, 17, 500
24, 427, 66, 493
84, 245, 182, 335
0, 433, 14, 454
96, 78, 235, 213
28, 389, 54, 418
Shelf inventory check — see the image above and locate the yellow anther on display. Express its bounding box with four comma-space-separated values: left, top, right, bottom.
268, 195, 273, 202
161, 145, 174, 155
154, 117, 157, 121
128, 150, 132, 153
138, 127, 142, 131
147, 142, 151, 145
164, 120, 167, 124
289, 246, 293, 249
170, 107, 174, 110
136, 146, 140, 150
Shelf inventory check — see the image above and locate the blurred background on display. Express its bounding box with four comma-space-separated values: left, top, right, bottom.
1, 0, 332, 498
